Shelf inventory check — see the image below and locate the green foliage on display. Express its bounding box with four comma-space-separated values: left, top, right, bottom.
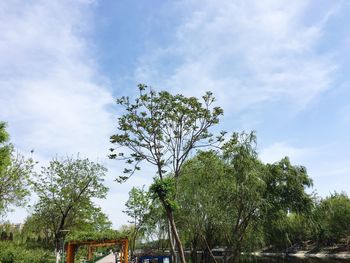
140, 197, 169, 251
29, 156, 109, 250
124, 186, 152, 256
177, 151, 225, 251
83, 206, 113, 232
220, 132, 266, 253
264, 157, 313, 214
175, 131, 314, 259
262, 157, 313, 249
125, 186, 151, 225
150, 177, 178, 210
312, 192, 350, 244
261, 212, 311, 249
0, 241, 54, 263
110, 84, 225, 182
0, 122, 35, 216
65, 230, 124, 242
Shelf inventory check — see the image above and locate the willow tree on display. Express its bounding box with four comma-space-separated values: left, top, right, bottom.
177, 151, 226, 263
110, 84, 224, 263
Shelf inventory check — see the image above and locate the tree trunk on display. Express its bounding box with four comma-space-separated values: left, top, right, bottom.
55, 241, 61, 263
158, 194, 186, 263
201, 235, 217, 263
231, 242, 241, 263
167, 209, 186, 263
167, 219, 177, 263
131, 230, 138, 259
190, 239, 197, 263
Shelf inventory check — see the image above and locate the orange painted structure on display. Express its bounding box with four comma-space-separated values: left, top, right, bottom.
65, 238, 128, 263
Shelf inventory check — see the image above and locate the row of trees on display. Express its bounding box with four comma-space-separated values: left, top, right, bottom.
112, 85, 350, 263
124, 145, 350, 262
123, 132, 312, 261
2, 85, 349, 263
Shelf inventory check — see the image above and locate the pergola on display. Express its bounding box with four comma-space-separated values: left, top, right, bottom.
65, 238, 129, 263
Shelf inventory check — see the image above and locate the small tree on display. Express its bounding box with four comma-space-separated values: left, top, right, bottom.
124, 186, 151, 257
110, 84, 224, 263
30, 156, 108, 260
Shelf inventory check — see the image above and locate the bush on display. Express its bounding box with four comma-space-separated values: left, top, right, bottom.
1, 250, 14, 263
313, 193, 350, 244
0, 241, 54, 263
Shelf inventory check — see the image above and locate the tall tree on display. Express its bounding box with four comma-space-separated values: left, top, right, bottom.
221, 132, 312, 259
0, 122, 34, 216
262, 157, 313, 248
110, 84, 224, 263
30, 156, 108, 259
220, 132, 266, 262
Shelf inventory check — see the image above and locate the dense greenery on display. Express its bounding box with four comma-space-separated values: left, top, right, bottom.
123, 130, 350, 262
1, 87, 350, 262
122, 132, 314, 262
0, 241, 54, 263
65, 230, 123, 242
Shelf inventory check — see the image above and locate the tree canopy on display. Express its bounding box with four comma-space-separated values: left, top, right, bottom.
29, 156, 109, 252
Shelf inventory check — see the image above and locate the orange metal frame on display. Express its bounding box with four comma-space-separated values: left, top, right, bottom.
65, 238, 128, 263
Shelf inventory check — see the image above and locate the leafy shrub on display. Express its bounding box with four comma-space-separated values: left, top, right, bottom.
0, 241, 54, 263
313, 193, 350, 244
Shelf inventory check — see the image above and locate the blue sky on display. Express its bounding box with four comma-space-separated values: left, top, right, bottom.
0, 0, 349, 227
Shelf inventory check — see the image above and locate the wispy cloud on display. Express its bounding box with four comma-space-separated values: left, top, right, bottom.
259, 142, 314, 164
0, 1, 121, 224
260, 141, 350, 196
1, 0, 347, 226
0, 1, 113, 159
135, 0, 339, 113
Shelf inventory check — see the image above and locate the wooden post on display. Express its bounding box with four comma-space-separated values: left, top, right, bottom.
66, 244, 76, 263
120, 245, 124, 263
124, 239, 129, 263
88, 246, 93, 261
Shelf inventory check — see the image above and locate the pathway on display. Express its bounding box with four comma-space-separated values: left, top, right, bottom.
95, 253, 116, 263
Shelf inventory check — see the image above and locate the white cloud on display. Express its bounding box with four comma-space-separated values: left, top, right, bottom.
259, 142, 350, 197
0, 1, 113, 159
259, 142, 313, 164
0, 1, 123, 226
135, 0, 338, 113
0, 0, 347, 226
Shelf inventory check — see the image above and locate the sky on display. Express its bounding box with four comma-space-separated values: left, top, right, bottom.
0, 0, 349, 228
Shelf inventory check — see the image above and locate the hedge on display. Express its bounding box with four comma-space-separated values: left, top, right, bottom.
0, 241, 54, 263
